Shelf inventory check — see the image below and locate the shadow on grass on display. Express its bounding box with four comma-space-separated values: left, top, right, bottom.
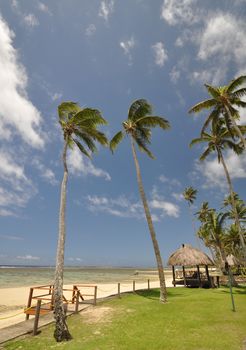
219, 286, 246, 295
135, 288, 186, 301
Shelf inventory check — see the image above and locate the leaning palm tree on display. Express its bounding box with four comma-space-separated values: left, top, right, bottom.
189, 75, 246, 149
190, 119, 246, 257
54, 102, 108, 341
110, 99, 170, 303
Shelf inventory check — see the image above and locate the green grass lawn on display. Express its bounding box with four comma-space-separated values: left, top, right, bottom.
3, 286, 246, 350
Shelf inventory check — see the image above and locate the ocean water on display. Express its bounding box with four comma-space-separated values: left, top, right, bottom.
0, 266, 159, 288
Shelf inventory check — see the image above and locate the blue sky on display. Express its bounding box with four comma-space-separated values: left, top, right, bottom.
0, 0, 245, 267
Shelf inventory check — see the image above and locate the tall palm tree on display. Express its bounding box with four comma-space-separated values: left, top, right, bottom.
189, 75, 246, 149
183, 187, 199, 246
110, 99, 170, 303
190, 119, 246, 257
54, 102, 108, 342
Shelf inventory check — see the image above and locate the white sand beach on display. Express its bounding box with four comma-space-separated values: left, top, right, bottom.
0, 275, 174, 329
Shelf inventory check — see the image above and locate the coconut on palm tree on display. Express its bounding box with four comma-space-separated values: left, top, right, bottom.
110, 99, 170, 303
189, 75, 246, 149
190, 119, 246, 257
54, 102, 108, 342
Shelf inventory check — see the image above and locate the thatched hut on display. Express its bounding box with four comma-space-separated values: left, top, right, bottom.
168, 244, 214, 288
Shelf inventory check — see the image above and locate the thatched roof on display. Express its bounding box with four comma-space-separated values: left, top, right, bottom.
168, 244, 214, 266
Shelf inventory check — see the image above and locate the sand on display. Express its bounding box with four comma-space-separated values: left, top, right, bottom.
0, 275, 173, 330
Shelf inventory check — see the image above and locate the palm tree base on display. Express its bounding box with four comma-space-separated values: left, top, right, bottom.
54, 305, 72, 342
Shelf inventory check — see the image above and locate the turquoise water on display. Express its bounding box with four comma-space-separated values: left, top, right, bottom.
0, 267, 157, 288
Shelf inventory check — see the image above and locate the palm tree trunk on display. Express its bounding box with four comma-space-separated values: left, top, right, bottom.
53, 138, 72, 342
219, 151, 246, 257
130, 137, 167, 303
188, 204, 201, 249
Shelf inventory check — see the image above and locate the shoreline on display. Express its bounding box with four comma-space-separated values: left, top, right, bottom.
0, 274, 173, 329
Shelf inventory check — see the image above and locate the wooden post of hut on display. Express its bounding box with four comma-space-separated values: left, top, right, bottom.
205, 265, 211, 287
182, 266, 187, 287
197, 265, 201, 287
172, 266, 176, 287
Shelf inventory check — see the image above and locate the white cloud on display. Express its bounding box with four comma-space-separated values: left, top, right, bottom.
38, 2, 52, 15
0, 150, 26, 182
169, 66, 180, 83
0, 234, 23, 240
159, 174, 181, 187
195, 13, 246, 82
98, 0, 114, 22
152, 42, 168, 67
85, 24, 96, 36
11, 0, 19, 10
191, 68, 226, 86
67, 257, 82, 262
120, 37, 135, 64
0, 15, 44, 148
23, 14, 39, 27
150, 199, 179, 218
161, 0, 200, 26
0, 150, 37, 215
32, 158, 58, 186
0, 209, 15, 216
16, 255, 40, 260
194, 150, 246, 189
86, 191, 180, 221
67, 148, 111, 181
172, 192, 184, 201
51, 92, 62, 101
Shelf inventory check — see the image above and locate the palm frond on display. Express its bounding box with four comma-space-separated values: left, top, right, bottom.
183, 186, 197, 204
74, 108, 107, 126
200, 108, 220, 134
204, 84, 221, 99
109, 131, 124, 153
81, 127, 108, 146
231, 88, 246, 99
73, 130, 97, 153
189, 136, 211, 148
227, 76, 246, 93
58, 102, 80, 122
135, 137, 155, 159
189, 99, 216, 113
232, 100, 246, 108
223, 140, 244, 155
128, 99, 152, 121
136, 127, 152, 144
73, 139, 91, 158
200, 147, 213, 161
136, 116, 170, 130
